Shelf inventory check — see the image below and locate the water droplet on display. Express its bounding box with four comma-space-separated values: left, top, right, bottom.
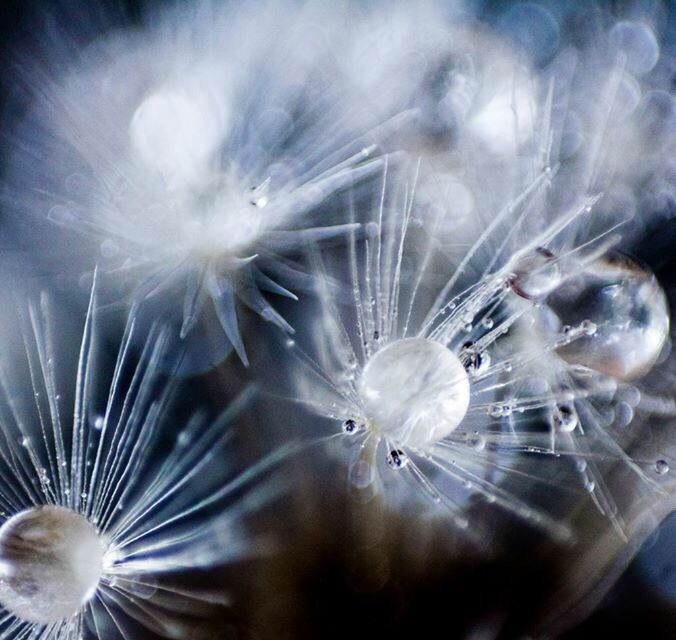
544, 253, 669, 381
285, 339, 295, 348
488, 404, 503, 418
614, 401, 634, 428
508, 247, 561, 300
655, 459, 669, 475
581, 320, 597, 336
357, 338, 470, 447
93, 416, 104, 431
481, 317, 494, 329
552, 403, 578, 433
365, 221, 379, 238
461, 341, 491, 377
342, 419, 360, 435
0, 506, 103, 624
467, 434, 486, 451
386, 449, 409, 470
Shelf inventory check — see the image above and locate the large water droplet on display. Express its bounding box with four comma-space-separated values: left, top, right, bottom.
357, 338, 470, 448
0, 506, 103, 624
542, 253, 669, 381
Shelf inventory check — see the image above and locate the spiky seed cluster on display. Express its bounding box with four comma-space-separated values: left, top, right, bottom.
0, 1, 674, 637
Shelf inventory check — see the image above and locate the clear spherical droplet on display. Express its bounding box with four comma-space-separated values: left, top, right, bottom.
357, 338, 470, 448
467, 433, 486, 451
509, 247, 562, 301
386, 449, 409, 470
461, 341, 491, 377
0, 506, 103, 624
544, 253, 669, 381
655, 459, 669, 475
342, 419, 361, 435
552, 403, 578, 433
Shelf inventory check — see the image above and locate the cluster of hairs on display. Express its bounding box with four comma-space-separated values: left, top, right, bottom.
0, 1, 674, 638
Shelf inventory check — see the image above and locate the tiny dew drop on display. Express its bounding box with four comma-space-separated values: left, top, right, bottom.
581, 319, 597, 336
342, 419, 360, 435
481, 317, 494, 329
655, 459, 669, 475
467, 433, 486, 451
93, 416, 104, 431
386, 449, 409, 470
488, 404, 503, 418
552, 403, 578, 433
460, 341, 491, 377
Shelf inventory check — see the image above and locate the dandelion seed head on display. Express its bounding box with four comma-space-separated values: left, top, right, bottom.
357, 338, 470, 448
0, 506, 103, 624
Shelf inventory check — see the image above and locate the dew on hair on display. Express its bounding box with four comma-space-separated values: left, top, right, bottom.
614, 401, 634, 428
357, 338, 470, 448
386, 449, 409, 470
552, 403, 578, 433
545, 254, 669, 381
0, 506, 103, 625
342, 418, 360, 435
508, 247, 561, 300
365, 221, 379, 238
655, 460, 669, 475
461, 341, 491, 377
467, 433, 486, 451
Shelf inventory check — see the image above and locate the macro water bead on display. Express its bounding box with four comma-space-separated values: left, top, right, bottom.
544, 254, 669, 381
357, 338, 470, 448
0, 506, 104, 625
